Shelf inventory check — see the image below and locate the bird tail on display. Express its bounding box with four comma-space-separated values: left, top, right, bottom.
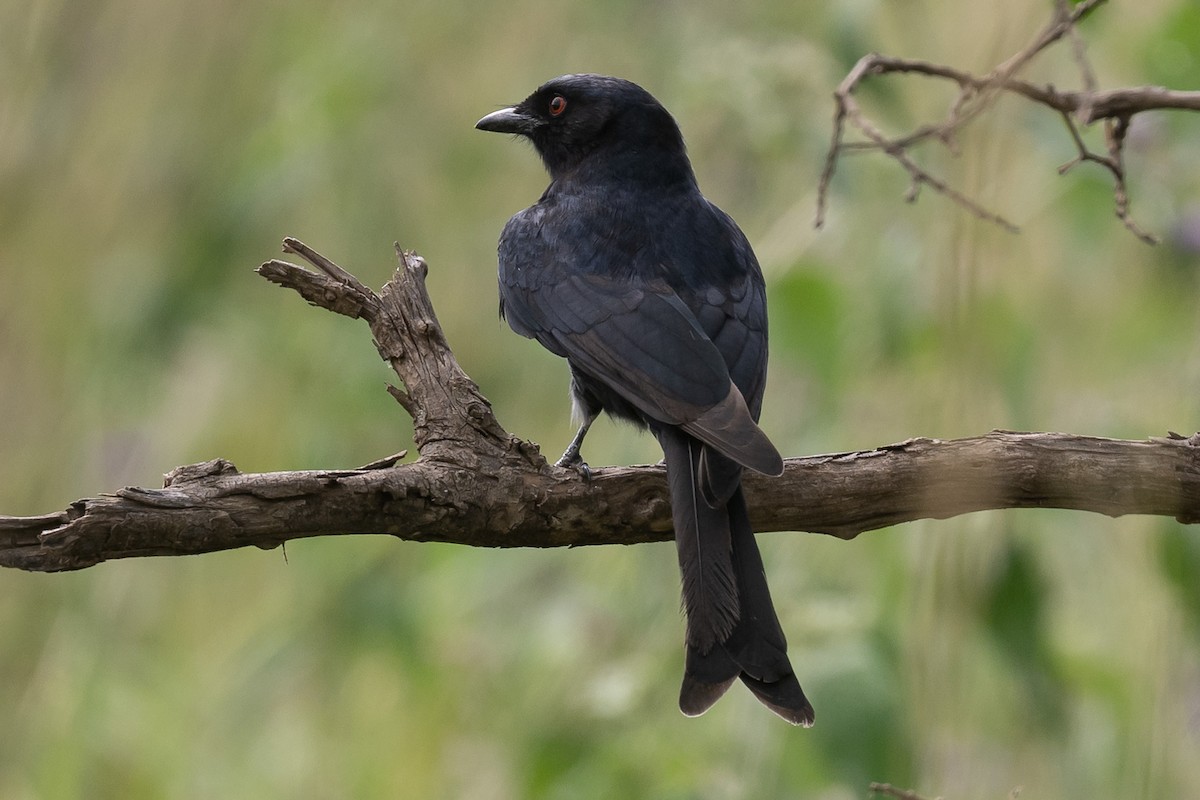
658, 428, 814, 726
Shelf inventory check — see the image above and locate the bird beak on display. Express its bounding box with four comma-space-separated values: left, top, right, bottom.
475, 107, 537, 135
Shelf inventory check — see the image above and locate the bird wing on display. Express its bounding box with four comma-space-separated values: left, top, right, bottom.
676, 202, 775, 497
501, 260, 781, 476
686, 203, 770, 422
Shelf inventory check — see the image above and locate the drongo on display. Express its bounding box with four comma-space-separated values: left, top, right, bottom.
476, 74, 813, 725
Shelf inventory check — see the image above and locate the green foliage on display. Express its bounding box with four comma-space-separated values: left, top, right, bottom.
2, 0, 1200, 797
981, 540, 1067, 731
1159, 525, 1200, 638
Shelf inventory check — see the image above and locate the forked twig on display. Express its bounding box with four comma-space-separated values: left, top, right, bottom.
817, 0, 1195, 242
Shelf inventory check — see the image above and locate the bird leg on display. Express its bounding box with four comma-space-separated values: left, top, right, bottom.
555, 417, 594, 479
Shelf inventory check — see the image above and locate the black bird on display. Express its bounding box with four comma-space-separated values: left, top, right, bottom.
476, 74, 813, 725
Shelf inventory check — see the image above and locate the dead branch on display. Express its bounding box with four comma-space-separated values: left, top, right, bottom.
816, 0, 1200, 241
2, 241, 1198, 573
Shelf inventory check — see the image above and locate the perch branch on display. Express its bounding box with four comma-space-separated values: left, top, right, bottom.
2, 241, 1199, 573
2, 430, 1199, 573
816, 0, 1200, 241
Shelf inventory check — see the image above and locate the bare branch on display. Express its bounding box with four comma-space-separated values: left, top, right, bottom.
1060, 0, 1099, 122
257, 241, 534, 464
817, 54, 1022, 233
2, 430, 1199, 573
3, 242, 1198, 573
816, 1, 1197, 242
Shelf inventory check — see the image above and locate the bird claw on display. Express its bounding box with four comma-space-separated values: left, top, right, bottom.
555, 451, 592, 480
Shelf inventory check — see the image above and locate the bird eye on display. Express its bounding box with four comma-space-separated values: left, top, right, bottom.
548, 95, 568, 117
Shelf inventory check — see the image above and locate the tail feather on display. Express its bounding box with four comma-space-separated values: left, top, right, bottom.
679, 644, 739, 717
660, 429, 739, 652
740, 673, 814, 726
658, 426, 814, 726
725, 488, 814, 726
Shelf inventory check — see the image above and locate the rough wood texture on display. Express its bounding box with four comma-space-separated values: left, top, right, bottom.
2, 240, 1198, 573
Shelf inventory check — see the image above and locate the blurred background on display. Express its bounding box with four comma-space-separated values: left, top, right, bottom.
2, 0, 1199, 797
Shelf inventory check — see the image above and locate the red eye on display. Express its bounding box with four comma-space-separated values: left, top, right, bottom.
548, 95, 567, 117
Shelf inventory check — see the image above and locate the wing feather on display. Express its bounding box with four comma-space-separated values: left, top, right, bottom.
498, 200, 781, 474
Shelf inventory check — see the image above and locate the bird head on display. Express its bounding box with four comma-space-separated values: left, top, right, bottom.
476, 74, 692, 183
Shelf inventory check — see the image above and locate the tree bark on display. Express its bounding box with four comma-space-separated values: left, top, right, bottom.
2, 240, 1198, 573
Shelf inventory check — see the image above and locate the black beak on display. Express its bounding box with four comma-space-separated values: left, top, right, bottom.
475, 106, 537, 135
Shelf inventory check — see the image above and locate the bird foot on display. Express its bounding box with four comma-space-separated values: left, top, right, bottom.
554, 451, 592, 480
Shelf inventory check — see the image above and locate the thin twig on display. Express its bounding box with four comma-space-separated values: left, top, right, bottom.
1060, 0, 1099, 122
816, 1, 1188, 243
817, 53, 1019, 233
1104, 116, 1160, 245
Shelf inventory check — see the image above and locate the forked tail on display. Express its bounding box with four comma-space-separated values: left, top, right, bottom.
657, 427, 814, 726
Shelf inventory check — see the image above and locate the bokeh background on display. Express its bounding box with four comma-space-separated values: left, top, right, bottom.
3, 0, 1200, 797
